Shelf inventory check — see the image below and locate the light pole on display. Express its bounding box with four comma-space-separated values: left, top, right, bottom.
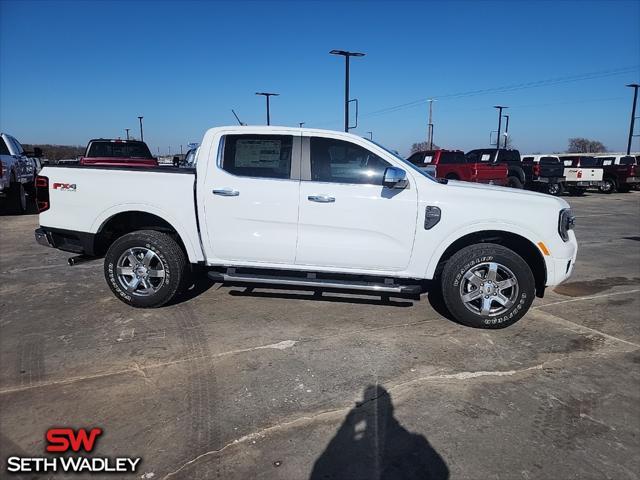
503, 114, 510, 149
330, 49, 365, 132
138, 116, 144, 142
427, 99, 436, 149
255, 92, 279, 125
366, 131, 373, 140
493, 106, 508, 152
626, 83, 639, 155
299, 122, 305, 128
125, 128, 130, 140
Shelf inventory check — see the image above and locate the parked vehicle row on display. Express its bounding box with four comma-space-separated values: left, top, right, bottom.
560, 154, 638, 194
1, 132, 35, 213
34, 126, 578, 329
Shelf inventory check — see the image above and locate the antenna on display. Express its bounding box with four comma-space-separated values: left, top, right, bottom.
231, 109, 245, 126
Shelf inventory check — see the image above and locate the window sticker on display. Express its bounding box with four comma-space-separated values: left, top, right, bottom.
423, 155, 433, 164
235, 139, 281, 168
481, 154, 491, 162
603, 160, 612, 166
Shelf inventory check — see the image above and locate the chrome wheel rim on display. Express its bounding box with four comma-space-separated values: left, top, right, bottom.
116, 247, 166, 296
459, 262, 519, 317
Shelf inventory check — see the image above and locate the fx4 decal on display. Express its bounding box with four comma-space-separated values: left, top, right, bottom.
52, 183, 77, 191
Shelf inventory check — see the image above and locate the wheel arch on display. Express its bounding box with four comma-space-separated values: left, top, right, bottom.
428, 228, 547, 297
92, 207, 203, 262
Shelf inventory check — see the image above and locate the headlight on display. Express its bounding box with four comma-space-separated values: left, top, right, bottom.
558, 208, 576, 242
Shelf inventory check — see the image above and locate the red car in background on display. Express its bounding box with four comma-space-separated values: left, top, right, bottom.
406, 149, 508, 185
79, 139, 158, 167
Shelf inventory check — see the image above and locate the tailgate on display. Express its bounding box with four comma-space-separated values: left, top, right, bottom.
539, 159, 564, 178
474, 162, 508, 181
564, 168, 603, 182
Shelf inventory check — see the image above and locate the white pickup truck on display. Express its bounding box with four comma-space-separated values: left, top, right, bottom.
34, 126, 577, 329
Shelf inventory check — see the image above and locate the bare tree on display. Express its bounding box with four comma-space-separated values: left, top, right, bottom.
567, 138, 607, 153
410, 141, 440, 153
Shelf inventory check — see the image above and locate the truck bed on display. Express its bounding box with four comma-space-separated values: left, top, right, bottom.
37, 164, 203, 262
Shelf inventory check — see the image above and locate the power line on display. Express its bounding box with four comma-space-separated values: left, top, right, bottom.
362, 66, 638, 119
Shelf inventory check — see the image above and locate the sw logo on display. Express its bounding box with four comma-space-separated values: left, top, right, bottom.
52, 182, 76, 191
5, 427, 141, 474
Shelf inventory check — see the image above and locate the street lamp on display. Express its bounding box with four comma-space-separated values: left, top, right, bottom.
503, 114, 510, 149
366, 131, 373, 140
330, 49, 365, 132
299, 122, 305, 128
427, 99, 437, 149
125, 128, 130, 140
138, 116, 144, 142
493, 106, 508, 152
626, 84, 639, 155
255, 92, 279, 125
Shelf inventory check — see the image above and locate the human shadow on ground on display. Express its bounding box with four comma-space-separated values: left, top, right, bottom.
310, 385, 449, 480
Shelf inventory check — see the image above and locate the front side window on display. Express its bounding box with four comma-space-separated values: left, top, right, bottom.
222, 135, 292, 179
0, 138, 10, 156
310, 137, 390, 185
439, 152, 465, 164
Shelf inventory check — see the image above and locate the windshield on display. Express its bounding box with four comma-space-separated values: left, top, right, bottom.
364, 138, 438, 182
87, 141, 153, 158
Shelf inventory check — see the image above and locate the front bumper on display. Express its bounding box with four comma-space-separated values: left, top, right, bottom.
545, 232, 578, 286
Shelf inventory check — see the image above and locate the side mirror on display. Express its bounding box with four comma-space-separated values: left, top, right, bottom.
382, 167, 408, 189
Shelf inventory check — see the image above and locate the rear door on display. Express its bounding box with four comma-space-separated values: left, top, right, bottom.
296, 135, 418, 272
202, 132, 301, 264
468, 151, 504, 182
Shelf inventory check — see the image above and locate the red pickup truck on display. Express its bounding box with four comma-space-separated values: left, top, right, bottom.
406, 149, 508, 185
80, 139, 158, 167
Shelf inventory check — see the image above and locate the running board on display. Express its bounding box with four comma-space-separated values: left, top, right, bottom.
207, 270, 421, 294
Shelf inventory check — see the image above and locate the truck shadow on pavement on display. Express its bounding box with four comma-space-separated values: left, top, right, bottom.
310, 385, 449, 480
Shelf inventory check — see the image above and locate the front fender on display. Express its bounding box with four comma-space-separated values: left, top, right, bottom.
424, 221, 551, 280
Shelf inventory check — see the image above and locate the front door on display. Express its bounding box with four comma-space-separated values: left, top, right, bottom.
203, 133, 301, 264
296, 135, 418, 272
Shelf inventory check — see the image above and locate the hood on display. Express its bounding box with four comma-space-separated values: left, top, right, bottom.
444, 179, 570, 208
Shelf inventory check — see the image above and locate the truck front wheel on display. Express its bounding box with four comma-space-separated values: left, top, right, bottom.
440, 243, 535, 329
507, 176, 523, 189
104, 230, 188, 308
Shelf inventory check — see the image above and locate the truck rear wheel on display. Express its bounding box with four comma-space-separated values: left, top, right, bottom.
8, 181, 27, 214
598, 178, 616, 194
440, 243, 535, 329
507, 176, 523, 189
546, 182, 563, 196
104, 230, 188, 308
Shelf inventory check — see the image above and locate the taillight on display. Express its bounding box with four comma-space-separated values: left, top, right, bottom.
35, 175, 49, 212
631, 165, 636, 175
533, 163, 541, 176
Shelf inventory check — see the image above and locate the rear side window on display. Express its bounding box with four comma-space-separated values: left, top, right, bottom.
0, 138, 9, 155
619, 156, 636, 165
578, 157, 598, 167
407, 152, 433, 165
222, 135, 292, 179
310, 137, 390, 185
87, 141, 152, 158
439, 152, 465, 164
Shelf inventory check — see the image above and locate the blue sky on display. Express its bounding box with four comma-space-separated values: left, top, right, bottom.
1, 0, 639, 155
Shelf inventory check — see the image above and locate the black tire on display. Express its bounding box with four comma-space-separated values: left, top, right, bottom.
8, 181, 27, 214
546, 182, 563, 196
507, 176, 523, 189
440, 243, 535, 329
104, 230, 189, 308
445, 173, 459, 180
598, 178, 616, 194
567, 187, 586, 196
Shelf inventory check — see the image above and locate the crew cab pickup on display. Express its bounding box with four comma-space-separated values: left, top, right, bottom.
406, 149, 508, 185
1, 132, 35, 214
34, 126, 577, 329
557, 155, 604, 195
80, 139, 158, 167
520, 155, 566, 195
594, 155, 639, 193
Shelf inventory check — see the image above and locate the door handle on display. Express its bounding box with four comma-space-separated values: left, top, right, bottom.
212, 188, 239, 197
308, 195, 335, 203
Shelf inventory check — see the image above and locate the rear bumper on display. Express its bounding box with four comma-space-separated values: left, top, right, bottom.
624, 176, 639, 184
565, 180, 603, 187
534, 176, 565, 183
34, 227, 96, 255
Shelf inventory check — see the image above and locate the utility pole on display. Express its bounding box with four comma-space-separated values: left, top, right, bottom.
493, 106, 508, 153
330, 50, 365, 132
180, 145, 183, 155
125, 128, 130, 140
255, 92, 279, 125
299, 122, 305, 128
503, 114, 510, 149
427, 99, 436, 149
626, 83, 639, 155
138, 116, 144, 142
366, 131, 373, 140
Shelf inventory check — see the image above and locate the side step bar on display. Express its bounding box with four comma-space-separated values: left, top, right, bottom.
207, 270, 421, 294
